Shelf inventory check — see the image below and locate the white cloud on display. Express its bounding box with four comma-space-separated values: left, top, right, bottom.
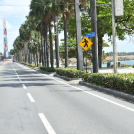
0, 0, 31, 19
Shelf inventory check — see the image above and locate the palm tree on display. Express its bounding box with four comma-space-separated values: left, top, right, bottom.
13, 36, 24, 62
19, 22, 31, 63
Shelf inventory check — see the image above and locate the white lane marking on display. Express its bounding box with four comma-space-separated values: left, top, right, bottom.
27, 93, 35, 102
11, 62, 22, 81
22, 84, 27, 89
38, 113, 56, 134
41, 74, 134, 112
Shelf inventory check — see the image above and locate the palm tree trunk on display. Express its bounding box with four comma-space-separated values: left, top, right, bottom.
98, 35, 103, 68
30, 53, 32, 64
19, 50, 21, 62
36, 52, 38, 67
41, 22, 44, 66
24, 42, 27, 63
44, 35, 46, 66
39, 49, 41, 64
45, 25, 49, 67
64, 21, 68, 68
28, 50, 30, 64
54, 16, 59, 68
49, 22, 53, 68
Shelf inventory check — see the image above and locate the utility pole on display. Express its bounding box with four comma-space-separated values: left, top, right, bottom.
74, 0, 83, 71
90, 0, 98, 73
54, 16, 59, 68
112, 0, 124, 73
112, 0, 117, 74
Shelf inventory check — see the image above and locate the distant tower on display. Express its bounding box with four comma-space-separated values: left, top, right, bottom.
3, 18, 8, 59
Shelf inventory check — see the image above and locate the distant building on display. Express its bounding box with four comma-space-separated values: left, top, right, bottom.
3, 18, 8, 59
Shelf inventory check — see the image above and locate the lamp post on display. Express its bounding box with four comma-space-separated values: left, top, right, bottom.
74, 0, 83, 71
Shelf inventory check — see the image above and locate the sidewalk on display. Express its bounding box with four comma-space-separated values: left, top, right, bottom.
98, 67, 134, 74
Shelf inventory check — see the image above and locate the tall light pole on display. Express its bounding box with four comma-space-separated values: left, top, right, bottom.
74, 0, 83, 71
112, 0, 117, 73
112, 0, 124, 73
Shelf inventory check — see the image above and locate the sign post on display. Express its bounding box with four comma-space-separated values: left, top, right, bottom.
79, 37, 93, 73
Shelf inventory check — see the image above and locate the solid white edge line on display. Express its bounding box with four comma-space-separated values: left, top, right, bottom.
38, 113, 56, 134
27, 93, 35, 102
41, 73, 134, 112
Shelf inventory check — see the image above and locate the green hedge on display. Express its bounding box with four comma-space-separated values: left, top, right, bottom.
55, 68, 90, 78
82, 73, 134, 95
38, 66, 55, 72
19, 62, 36, 68
121, 64, 132, 67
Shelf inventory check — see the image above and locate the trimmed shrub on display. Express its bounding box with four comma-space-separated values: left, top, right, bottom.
121, 64, 132, 67
82, 73, 134, 95
38, 66, 55, 72
55, 68, 90, 78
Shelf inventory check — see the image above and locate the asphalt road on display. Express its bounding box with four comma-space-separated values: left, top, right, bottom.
1, 62, 134, 134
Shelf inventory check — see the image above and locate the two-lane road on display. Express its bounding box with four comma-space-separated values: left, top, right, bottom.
1, 62, 134, 134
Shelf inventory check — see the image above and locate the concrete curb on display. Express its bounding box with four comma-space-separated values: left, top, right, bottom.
54, 74, 82, 81
79, 81, 134, 103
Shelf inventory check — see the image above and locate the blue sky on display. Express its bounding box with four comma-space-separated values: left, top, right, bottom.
0, 0, 134, 54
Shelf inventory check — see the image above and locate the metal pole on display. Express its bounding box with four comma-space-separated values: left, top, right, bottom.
112, 0, 117, 73
74, 0, 83, 71
86, 51, 87, 73
90, 0, 98, 73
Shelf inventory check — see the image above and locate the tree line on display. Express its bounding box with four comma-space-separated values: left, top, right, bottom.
10, 0, 134, 68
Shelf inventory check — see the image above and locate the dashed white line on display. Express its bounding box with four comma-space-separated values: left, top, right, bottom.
38, 113, 56, 134
22, 84, 27, 89
27, 93, 35, 102
11, 62, 22, 82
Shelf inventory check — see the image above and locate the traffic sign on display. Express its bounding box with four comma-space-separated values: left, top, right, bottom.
22, 56, 25, 59
86, 32, 95, 37
79, 37, 93, 51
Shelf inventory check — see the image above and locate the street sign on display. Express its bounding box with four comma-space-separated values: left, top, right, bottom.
86, 32, 95, 37
79, 37, 93, 51
22, 56, 25, 59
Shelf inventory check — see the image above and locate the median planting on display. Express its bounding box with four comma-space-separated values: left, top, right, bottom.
82, 73, 134, 95
55, 68, 89, 78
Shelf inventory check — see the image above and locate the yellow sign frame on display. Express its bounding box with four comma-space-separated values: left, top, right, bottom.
79, 36, 93, 51
22, 56, 25, 59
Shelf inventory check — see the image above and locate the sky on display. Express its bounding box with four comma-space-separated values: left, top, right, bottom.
0, 0, 134, 55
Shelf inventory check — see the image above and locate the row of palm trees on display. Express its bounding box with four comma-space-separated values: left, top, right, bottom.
12, 0, 89, 68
